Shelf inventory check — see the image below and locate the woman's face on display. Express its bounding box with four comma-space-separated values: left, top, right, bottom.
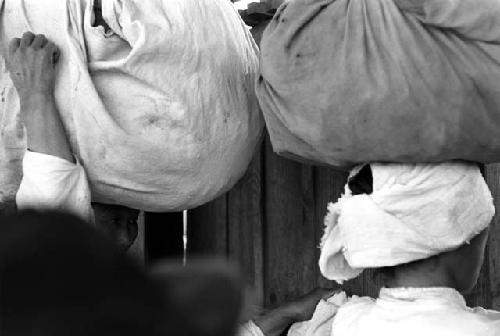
92, 203, 140, 252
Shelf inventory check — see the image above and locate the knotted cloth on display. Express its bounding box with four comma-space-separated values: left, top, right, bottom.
319, 162, 495, 284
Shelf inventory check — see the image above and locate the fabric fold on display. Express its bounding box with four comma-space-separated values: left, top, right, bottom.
16, 151, 93, 223
319, 162, 495, 284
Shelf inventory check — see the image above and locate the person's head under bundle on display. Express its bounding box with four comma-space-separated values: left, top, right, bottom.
91, 202, 140, 252
320, 162, 494, 293
316, 162, 497, 335
0, 210, 167, 336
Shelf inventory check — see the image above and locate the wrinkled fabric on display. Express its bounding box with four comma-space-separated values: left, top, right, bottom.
288, 292, 347, 336
0, 0, 263, 211
332, 288, 500, 336
238, 321, 264, 336
319, 162, 494, 284
238, 293, 348, 336
0, 55, 23, 207
240, 289, 500, 336
257, 0, 500, 168
16, 151, 93, 223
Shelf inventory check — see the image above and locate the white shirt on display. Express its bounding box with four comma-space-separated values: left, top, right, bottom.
332, 288, 500, 336
240, 288, 500, 336
16, 151, 93, 223
238, 292, 348, 336
238, 321, 265, 336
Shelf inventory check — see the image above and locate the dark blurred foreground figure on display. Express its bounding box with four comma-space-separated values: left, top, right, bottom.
152, 259, 245, 336
152, 260, 338, 336
0, 210, 166, 336
0, 210, 251, 336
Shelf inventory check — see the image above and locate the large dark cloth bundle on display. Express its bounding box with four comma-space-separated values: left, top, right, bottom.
257, 0, 500, 167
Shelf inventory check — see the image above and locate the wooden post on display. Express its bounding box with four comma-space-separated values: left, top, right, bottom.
484, 164, 500, 309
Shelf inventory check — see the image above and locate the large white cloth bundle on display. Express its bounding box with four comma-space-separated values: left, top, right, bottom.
319, 162, 495, 284
256, 0, 500, 168
0, 0, 263, 211
0, 55, 22, 208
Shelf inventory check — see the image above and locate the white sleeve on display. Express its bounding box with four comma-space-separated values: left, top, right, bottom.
394, 0, 500, 42
238, 321, 265, 336
16, 151, 94, 223
288, 291, 348, 336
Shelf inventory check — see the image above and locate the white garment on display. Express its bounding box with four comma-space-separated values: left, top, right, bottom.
319, 162, 495, 284
238, 293, 348, 336
332, 288, 500, 336
239, 289, 500, 336
16, 151, 93, 223
238, 320, 264, 336
288, 292, 347, 336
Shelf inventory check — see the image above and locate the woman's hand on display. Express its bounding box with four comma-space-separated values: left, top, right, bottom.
6, 32, 73, 163
254, 288, 340, 336
6, 32, 60, 103
285, 288, 340, 323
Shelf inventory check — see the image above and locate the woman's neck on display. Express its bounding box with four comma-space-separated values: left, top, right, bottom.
385, 267, 456, 289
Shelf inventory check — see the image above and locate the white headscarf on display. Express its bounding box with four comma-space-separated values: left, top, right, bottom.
319, 162, 495, 284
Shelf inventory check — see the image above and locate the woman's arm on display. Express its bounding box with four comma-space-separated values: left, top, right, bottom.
7, 32, 93, 223
21, 93, 74, 163
251, 288, 339, 336
7, 32, 73, 163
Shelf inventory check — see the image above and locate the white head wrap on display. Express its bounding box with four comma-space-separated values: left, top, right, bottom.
319, 162, 495, 284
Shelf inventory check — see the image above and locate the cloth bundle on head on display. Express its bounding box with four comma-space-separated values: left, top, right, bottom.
319, 162, 495, 284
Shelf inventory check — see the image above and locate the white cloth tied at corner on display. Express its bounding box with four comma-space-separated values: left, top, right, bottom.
16, 151, 93, 223
287, 292, 348, 336
238, 320, 265, 336
319, 162, 495, 284
237, 292, 348, 336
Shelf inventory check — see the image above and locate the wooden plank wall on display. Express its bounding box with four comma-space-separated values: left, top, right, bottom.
188, 138, 500, 311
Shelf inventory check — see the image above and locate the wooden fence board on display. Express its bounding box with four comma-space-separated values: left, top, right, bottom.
485, 164, 500, 309
263, 137, 317, 307
227, 144, 265, 307
314, 167, 348, 290
187, 194, 228, 257
465, 245, 492, 308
